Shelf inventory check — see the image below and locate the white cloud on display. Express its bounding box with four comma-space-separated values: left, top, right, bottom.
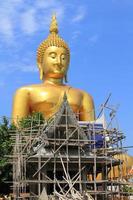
0, 1, 87, 43
20, 65, 38, 73
0, 17, 14, 42
0, 0, 65, 42
0, 1, 15, 42
0, 1, 89, 74
0, 62, 38, 74
72, 6, 87, 23
21, 9, 38, 35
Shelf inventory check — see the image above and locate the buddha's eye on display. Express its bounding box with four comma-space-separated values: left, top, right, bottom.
61, 54, 66, 60
50, 53, 56, 59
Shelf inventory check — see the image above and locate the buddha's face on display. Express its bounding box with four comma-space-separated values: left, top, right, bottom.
42, 46, 69, 79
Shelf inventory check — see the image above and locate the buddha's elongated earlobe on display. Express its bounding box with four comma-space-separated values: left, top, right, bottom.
40, 68, 44, 80
38, 63, 44, 80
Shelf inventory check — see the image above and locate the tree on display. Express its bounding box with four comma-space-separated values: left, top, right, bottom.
123, 184, 133, 193
0, 112, 45, 194
18, 112, 45, 129
0, 116, 15, 194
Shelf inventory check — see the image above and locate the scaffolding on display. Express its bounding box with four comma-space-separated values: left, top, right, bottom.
8, 96, 133, 200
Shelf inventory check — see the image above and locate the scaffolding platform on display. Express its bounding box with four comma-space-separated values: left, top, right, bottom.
10, 97, 132, 200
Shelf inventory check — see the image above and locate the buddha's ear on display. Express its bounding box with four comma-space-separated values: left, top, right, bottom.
38, 63, 44, 80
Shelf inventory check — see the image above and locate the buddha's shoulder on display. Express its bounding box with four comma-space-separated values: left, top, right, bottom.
80, 90, 93, 99
68, 86, 91, 96
68, 86, 93, 100
15, 84, 44, 94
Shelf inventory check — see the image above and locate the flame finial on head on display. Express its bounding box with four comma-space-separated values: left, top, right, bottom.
50, 14, 58, 34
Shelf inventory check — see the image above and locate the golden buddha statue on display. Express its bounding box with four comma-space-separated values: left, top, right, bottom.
12, 15, 95, 124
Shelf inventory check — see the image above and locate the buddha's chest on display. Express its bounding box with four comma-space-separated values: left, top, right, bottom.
30, 87, 83, 117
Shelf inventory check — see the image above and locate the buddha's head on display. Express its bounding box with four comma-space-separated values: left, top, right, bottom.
37, 15, 70, 82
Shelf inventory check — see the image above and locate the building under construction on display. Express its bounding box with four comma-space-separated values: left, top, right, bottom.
10, 95, 132, 200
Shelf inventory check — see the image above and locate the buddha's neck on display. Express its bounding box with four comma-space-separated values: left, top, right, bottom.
44, 77, 64, 85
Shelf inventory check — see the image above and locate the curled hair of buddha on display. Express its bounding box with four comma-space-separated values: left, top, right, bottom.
37, 15, 70, 67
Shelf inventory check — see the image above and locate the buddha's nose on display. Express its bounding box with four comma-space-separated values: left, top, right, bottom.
58, 56, 61, 63
56, 56, 62, 65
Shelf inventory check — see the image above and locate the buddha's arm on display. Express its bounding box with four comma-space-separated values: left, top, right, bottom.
80, 92, 95, 121
12, 88, 30, 125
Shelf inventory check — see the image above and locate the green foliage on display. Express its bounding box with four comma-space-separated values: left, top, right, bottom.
0, 112, 45, 192
123, 185, 133, 193
18, 112, 45, 130
0, 116, 14, 185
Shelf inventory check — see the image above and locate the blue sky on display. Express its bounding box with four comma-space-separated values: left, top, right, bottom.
0, 0, 133, 154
